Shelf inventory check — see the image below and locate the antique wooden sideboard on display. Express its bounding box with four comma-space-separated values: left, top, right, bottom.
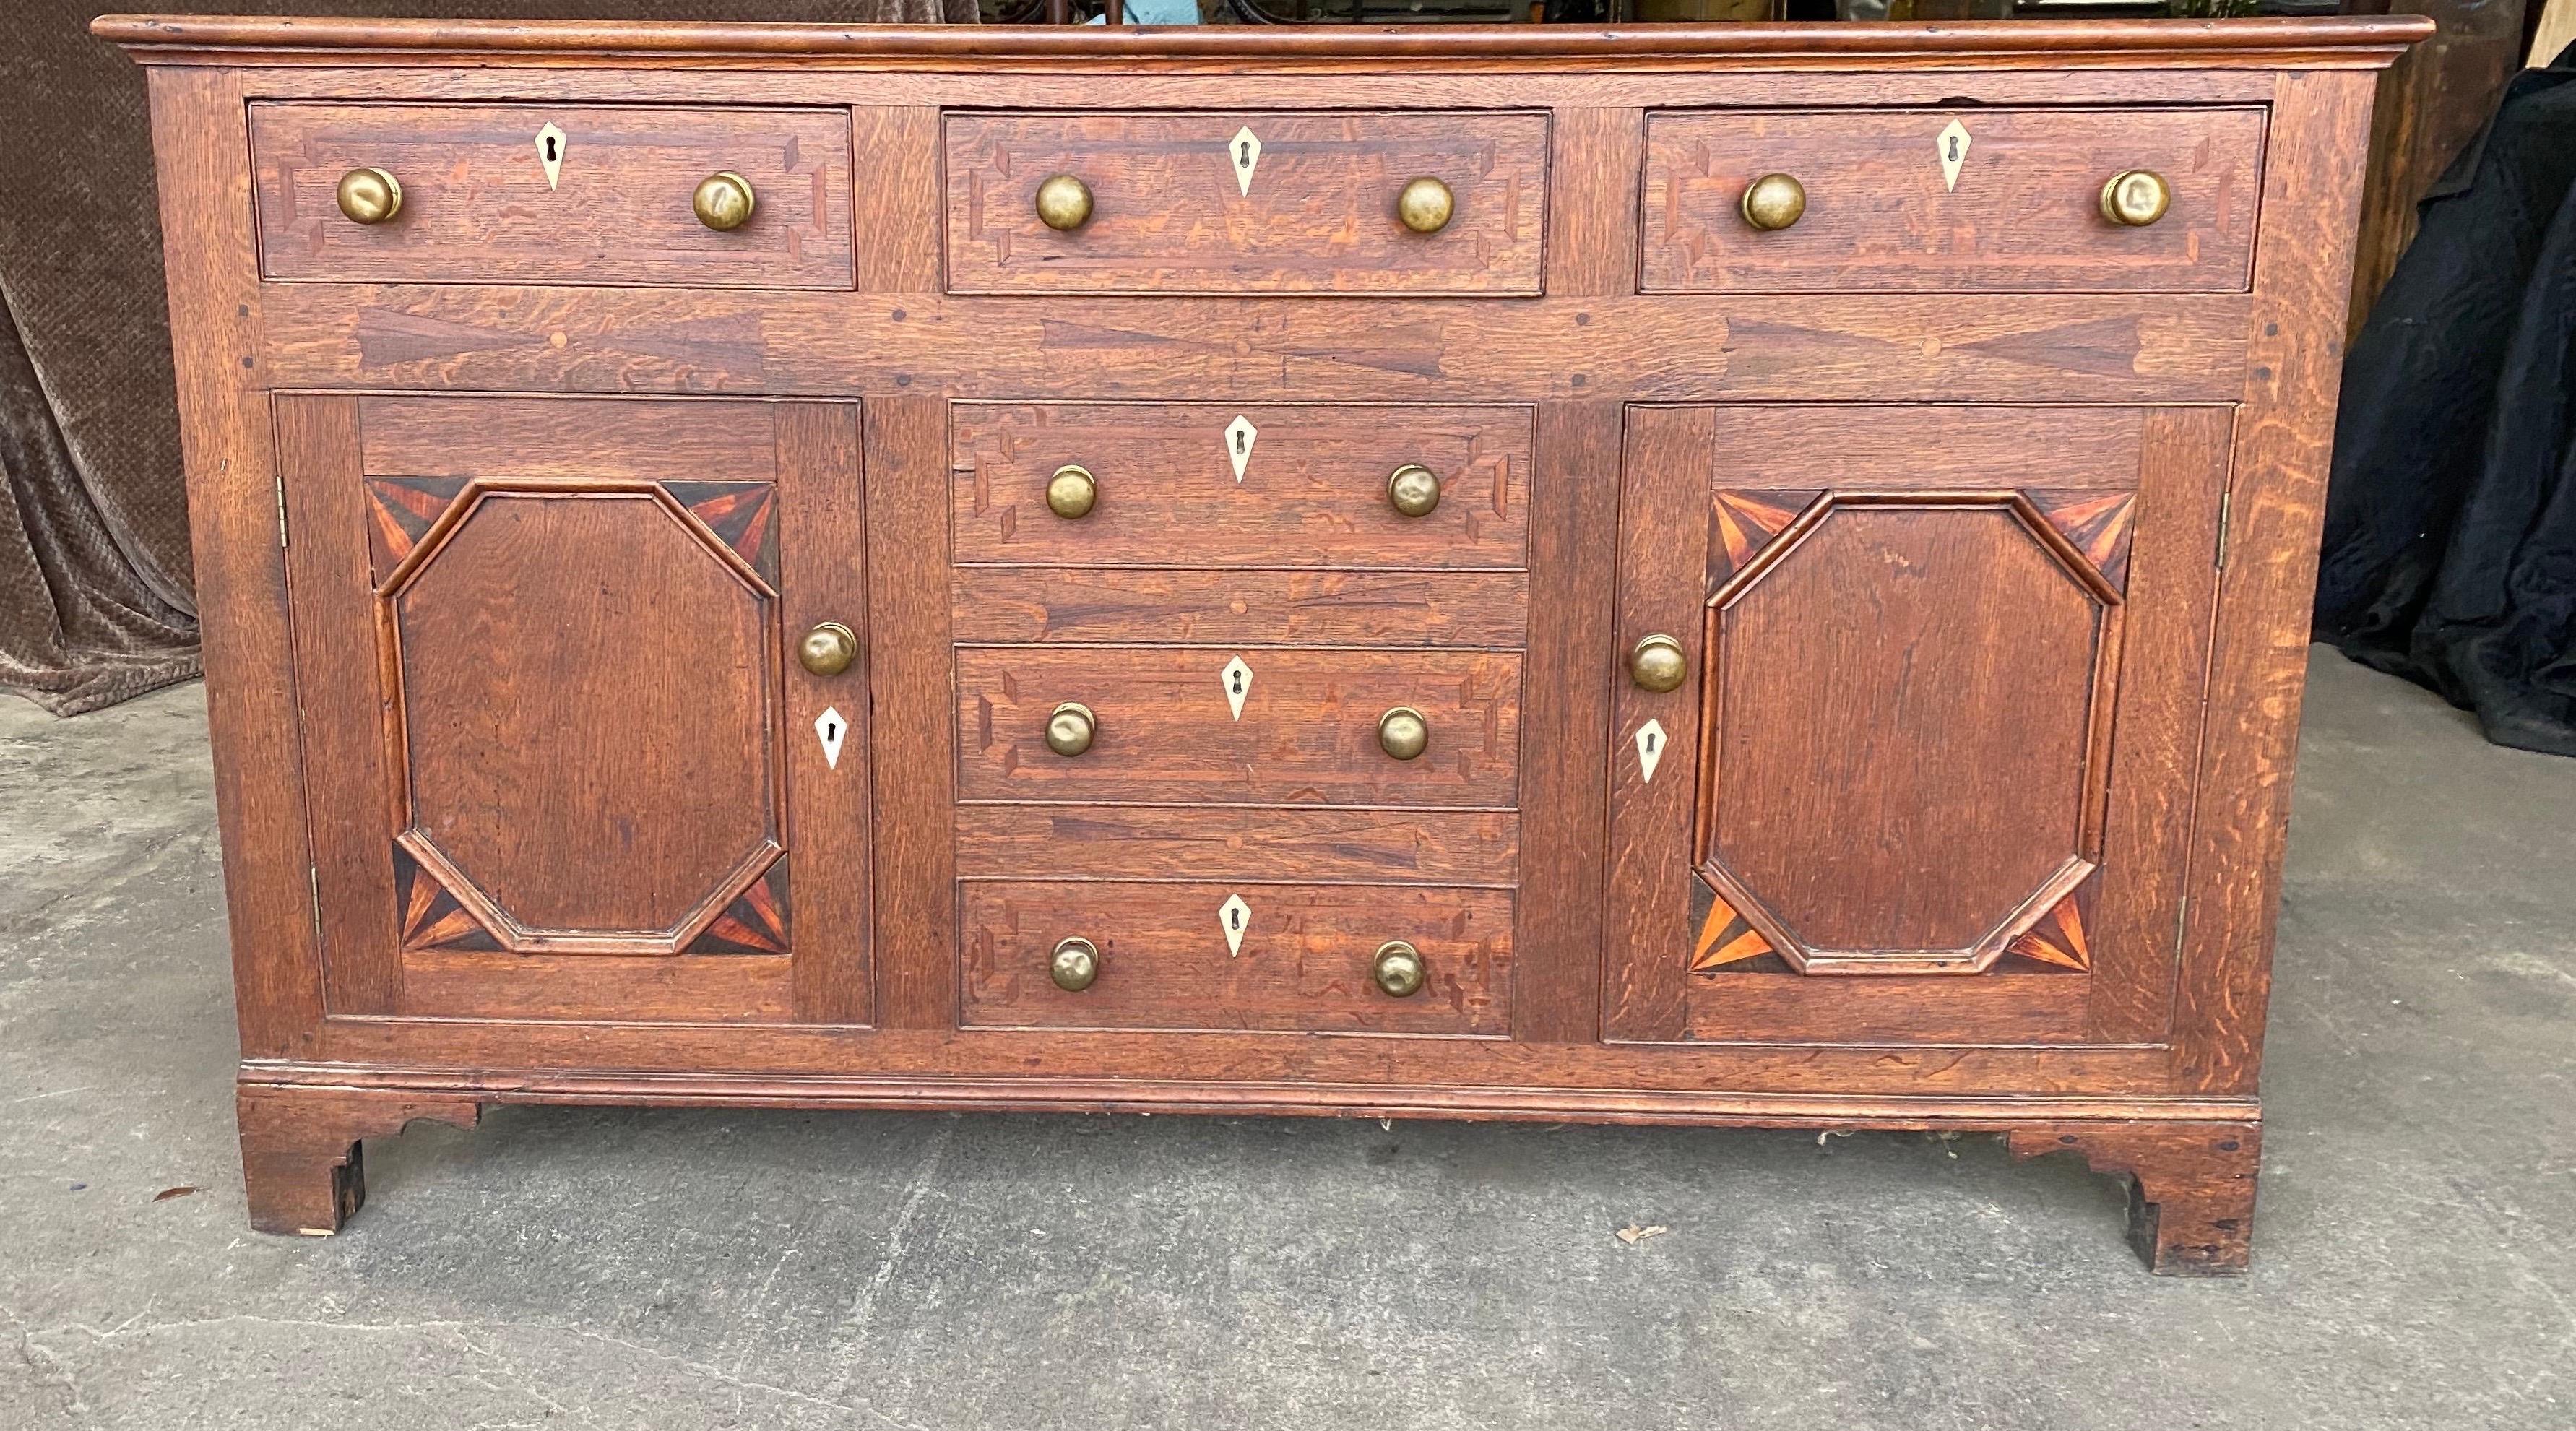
100, 14, 2429, 1271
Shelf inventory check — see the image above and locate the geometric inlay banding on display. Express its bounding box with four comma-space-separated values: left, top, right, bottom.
1709, 489, 1823, 589
2027, 489, 2137, 595
686, 856, 790, 956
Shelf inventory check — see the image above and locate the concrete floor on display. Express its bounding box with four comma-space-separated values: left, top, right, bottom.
0, 647, 2568, 1430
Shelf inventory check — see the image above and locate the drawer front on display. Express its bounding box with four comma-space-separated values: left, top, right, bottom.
251, 103, 855, 287
944, 111, 1547, 295
957, 647, 1520, 807
961, 881, 1512, 1034
953, 404, 1532, 569
1640, 107, 2264, 293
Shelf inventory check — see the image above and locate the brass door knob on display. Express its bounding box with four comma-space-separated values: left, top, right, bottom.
1386, 464, 1441, 519
1045, 701, 1096, 757
1047, 464, 1097, 519
1396, 177, 1455, 235
1378, 707, 1429, 761
1630, 634, 1688, 693
1036, 174, 1094, 231
798, 621, 858, 678
693, 172, 756, 231
1739, 173, 1807, 232
2100, 170, 2172, 228
1050, 936, 1101, 993
1372, 941, 1427, 998
334, 167, 402, 225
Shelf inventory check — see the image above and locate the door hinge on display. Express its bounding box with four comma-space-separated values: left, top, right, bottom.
275, 473, 290, 548
2213, 489, 2231, 570
2173, 893, 2190, 954
308, 864, 322, 945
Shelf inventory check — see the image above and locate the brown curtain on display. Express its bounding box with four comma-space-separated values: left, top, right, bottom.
0, 1, 976, 717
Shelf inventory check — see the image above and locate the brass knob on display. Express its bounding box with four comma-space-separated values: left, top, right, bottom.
2100, 170, 2172, 228
1396, 177, 1454, 235
693, 172, 756, 232
1050, 936, 1100, 993
1045, 701, 1095, 757
1739, 173, 1807, 232
798, 621, 857, 678
334, 167, 402, 225
1630, 634, 1687, 693
1035, 174, 1094, 232
1386, 464, 1441, 519
1378, 707, 1429, 761
1046, 464, 1097, 519
1372, 941, 1426, 998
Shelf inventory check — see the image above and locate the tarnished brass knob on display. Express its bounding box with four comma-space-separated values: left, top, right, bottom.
1396, 176, 1454, 235
2100, 170, 2173, 228
1739, 173, 1807, 232
1378, 706, 1429, 761
1035, 174, 1094, 232
1045, 701, 1095, 757
798, 621, 857, 678
1630, 634, 1687, 693
1050, 936, 1100, 993
693, 172, 756, 232
1046, 464, 1097, 519
1386, 464, 1441, 519
334, 167, 402, 225
1372, 941, 1426, 998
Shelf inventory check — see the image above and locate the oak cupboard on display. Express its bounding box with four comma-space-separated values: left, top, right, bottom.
98, 14, 2430, 1272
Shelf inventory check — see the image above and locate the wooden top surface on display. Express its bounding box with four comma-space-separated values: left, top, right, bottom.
94, 16, 2433, 70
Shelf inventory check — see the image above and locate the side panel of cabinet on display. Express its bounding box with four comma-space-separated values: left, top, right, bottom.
1604, 405, 2229, 1047
278, 394, 871, 1025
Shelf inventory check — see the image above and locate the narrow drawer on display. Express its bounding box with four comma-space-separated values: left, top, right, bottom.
952, 404, 1531, 568
944, 111, 1547, 295
961, 881, 1512, 1034
251, 103, 855, 287
1640, 107, 2264, 293
956, 647, 1520, 807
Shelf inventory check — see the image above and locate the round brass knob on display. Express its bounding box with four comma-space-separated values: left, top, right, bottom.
334, 167, 402, 225
1739, 173, 1807, 232
798, 621, 857, 678
1035, 174, 1094, 232
693, 172, 756, 232
1045, 701, 1095, 758
1396, 177, 1454, 235
1372, 941, 1426, 998
1050, 936, 1101, 993
1630, 634, 1688, 693
2100, 170, 2172, 228
1046, 464, 1097, 519
1386, 464, 1441, 519
1378, 706, 1429, 761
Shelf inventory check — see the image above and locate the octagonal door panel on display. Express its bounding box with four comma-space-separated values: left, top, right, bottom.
1603, 405, 2232, 1047
277, 395, 873, 1025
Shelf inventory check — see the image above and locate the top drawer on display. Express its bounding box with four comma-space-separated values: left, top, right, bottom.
249, 103, 855, 288
1640, 107, 2265, 293
944, 111, 1548, 295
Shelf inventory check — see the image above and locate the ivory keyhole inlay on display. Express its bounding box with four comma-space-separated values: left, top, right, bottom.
1225, 415, 1258, 483
1635, 718, 1667, 783
1221, 655, 1254, 720
1230, 126, 1262, 195
1219, 893, 1251, 956
816, 706, 847, 769
536, 122, 566, 190
1937, 118, 1971, 192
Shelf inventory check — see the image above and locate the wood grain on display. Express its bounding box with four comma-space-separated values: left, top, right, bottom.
863, 394, 958, 1029
951, 568, 1530, 648
957, 805, 1518, 885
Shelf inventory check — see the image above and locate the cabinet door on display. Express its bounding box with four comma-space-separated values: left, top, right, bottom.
1603, 405, 2229, 1045
277, 395, 870, 1024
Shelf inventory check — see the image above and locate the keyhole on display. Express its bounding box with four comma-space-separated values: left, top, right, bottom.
823, 719, 839, 743
1229, 909, 1242, 930
545, 135, 558, 161
1644, 732, 1659, 754
1235, 431, 1246, 455
1231, 672, 1245, 694
1948, 137, 1961, 161
1239, 141, 1252, 166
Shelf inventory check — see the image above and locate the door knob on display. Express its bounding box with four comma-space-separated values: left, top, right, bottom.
1050, 936, 1100, 992
1378, 707, 1429, 761
1372, 941, 1426, 998
1386, 464, 1441, 519
334, 167, 402, 224
2099, 170, 2172, 227
1739, 173, 1807, 231
1036, 174, 1094, 231
693, 172, 756, 231
1045, 702, 1096, 757
798, 622, 857, 677
1396, 177, 1454, 234
1629, 634, 1687, 693
1047, 464, 1097, 519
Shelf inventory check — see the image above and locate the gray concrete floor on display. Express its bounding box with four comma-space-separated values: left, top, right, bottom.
1, 647, 2569, 1430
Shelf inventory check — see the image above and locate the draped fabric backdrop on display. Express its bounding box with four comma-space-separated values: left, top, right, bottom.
0, 1, 976, 716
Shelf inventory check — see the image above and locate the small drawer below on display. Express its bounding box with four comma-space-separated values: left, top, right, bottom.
960, 881, 1513, 1034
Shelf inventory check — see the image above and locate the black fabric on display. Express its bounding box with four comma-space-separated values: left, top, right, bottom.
2315, 43, 2576, 756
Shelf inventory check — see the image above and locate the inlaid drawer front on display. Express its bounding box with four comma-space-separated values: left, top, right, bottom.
944, 111, 1547, 295
952, 404, 1531, 569
249, 103, 855, 287
956, 647, 1520, 807
1641, 107, 2265, 293
961, 881, 1512, 1034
